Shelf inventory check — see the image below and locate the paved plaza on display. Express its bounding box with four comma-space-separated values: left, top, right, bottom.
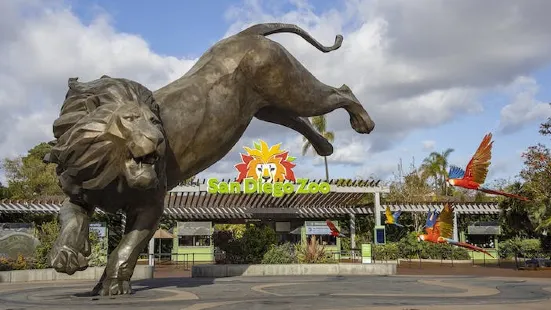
1, 275, 551, 310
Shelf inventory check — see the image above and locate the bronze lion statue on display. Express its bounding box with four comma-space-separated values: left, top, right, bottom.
46, 76, 167, 295
45, 23, 375, 296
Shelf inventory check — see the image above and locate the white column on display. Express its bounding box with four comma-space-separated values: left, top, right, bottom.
148, 237, 155, 266
374, 192, 381, 226
453, 212, 459, 241
349, 213, 356, 249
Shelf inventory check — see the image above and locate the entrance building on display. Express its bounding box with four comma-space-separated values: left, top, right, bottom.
0, 178, 501, 261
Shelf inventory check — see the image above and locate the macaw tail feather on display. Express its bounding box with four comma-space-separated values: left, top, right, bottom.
395, 223, 404, 227
479, 187, 530, 201
445, 238, 494, 258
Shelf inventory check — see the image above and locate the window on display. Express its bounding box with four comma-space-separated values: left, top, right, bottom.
178, 235, 211, 247
465, 235, 494, 249
307, 234, 336, 246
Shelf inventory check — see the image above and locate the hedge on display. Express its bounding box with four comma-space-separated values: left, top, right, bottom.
372, 232, 471, 260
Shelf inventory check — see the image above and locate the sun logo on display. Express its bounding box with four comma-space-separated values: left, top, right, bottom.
235, 140, 296, 183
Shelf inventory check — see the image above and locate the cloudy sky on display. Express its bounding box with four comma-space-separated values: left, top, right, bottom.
1, 0, 551, 186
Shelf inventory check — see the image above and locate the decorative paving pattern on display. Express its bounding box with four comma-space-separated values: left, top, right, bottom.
0, 275, 550, 310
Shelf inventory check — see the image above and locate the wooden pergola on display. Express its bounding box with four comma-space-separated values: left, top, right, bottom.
0, 179, 501, 218
0, 178, 500, 250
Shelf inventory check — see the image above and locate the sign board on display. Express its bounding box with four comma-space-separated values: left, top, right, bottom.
177, 222, 212, 236
361, 243, 372, 264
305, 221, 331, 235
374, 225, 385, 244
468, 225, 501, 235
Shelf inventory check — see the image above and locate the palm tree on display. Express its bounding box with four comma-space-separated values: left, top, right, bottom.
421, 148, 454, 195
301, 115, 335, 181
421, 154, 440, 191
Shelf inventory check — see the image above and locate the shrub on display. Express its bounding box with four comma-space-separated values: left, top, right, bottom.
373, 243, 399, 260
239, 225, 277, 263
218, 225, 278, 264
296, 236, 336, 264
372, 231, 471, 261
521, 239, 542, 258
88, 230, 108, 267
262, 243, 297, 264
32, 219, 108, 269
499, 237, 542, 259
33, 219, 60, 269
0, 254, 34, 271
0, 257, 10, 271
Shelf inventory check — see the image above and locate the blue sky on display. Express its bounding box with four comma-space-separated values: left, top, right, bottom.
1, 0, 550, 186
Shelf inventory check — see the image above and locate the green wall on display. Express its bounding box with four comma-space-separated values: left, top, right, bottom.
171, 222, 214, 262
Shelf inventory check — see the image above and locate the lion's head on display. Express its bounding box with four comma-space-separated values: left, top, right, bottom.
245, 156, 286, 183
234, 140, 296, 183
46, 76, 167, 196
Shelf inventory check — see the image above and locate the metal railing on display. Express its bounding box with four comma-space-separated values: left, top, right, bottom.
327, 249, 362, 263
138, 252, 203, 270
370, 246, 551, 270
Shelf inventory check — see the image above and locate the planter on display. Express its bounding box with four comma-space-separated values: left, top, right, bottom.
0, 265, 153, 283
396, 259, 474, 264
192, 263, 396, 278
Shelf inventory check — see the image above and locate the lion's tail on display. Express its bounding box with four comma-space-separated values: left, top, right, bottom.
237, 23, 343, 53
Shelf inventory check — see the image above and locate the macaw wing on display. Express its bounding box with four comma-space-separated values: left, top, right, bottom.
425, 211, 438, 228
393, 210, 402, 222
448, 165, 465, 179
326, 220, 339, 233
463, 133, 493, 184
424, 211, 433, 227
385, 206, 393, 223
434, 203, 454, 239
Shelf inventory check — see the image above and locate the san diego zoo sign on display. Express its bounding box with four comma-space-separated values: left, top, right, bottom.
207, 140, 330, 197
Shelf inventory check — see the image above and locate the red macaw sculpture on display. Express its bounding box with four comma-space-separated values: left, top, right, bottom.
326, 220, 346, 238
446, 133, 529, 201
417, 203, 494, 257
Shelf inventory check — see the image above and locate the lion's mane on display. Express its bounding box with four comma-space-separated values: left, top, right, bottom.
46, 76, 163, 197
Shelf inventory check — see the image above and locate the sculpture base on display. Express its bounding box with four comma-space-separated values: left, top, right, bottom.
0, 265, 154, 283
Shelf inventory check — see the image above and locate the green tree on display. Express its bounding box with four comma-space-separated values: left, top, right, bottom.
385, 169, 433, 233
301, 115, 335, 181
2, 142, 62, 199
421, 148, 454, 195
214, 224, 247, 239
517, 119, 551, 231
0, 182, 8, 199
498, 181, 536, 238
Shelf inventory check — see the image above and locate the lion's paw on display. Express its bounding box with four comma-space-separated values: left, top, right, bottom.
92, 279, 133, 296
50, 245, 89, 275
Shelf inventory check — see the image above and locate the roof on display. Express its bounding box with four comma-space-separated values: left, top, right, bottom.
0, 179, 500, 217
0, 201, 500, 218
153, 228, 174, 239
383, 203, 500, 214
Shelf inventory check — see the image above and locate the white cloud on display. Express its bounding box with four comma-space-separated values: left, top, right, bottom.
497, 77, 551, 134
357, 160, 398, 181
422, 140, 436, 151
3, 0, 551, 186
0, 1, 196, 163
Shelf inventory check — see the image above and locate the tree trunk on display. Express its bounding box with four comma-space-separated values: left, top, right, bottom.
323, 156, 329, 181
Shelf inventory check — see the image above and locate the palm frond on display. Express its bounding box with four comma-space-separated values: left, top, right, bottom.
323, 131, 335, 143
310, 115, 327, 132
302, 141, 312, 156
